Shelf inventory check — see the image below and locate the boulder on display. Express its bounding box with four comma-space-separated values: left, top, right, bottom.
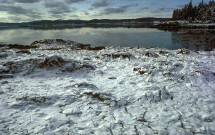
143, 51, 159, 58
176, 48, 190, 54
2, 59, 38, 74
61, 62, 95, 72
38, 55, 65, 68
31, 39, 91, 50
31, 39, 72, 46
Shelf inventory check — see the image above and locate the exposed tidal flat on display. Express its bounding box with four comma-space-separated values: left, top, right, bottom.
0, 39, 215, 134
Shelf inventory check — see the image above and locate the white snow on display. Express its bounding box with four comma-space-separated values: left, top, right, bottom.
0, 43, 215, 135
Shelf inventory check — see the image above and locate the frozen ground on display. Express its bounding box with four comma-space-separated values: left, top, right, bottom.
0, 39, 215, 135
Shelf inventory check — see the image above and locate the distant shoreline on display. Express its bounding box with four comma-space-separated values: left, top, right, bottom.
0, 22, 215, 30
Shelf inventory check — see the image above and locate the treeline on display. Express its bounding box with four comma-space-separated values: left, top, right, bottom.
172, 0, 215, 22
0, 18, 171, 28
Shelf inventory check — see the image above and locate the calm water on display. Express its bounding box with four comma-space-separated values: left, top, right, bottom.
0, 27, 214, 51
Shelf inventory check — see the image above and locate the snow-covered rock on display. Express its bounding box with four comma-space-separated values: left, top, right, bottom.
0, 41, 214, 135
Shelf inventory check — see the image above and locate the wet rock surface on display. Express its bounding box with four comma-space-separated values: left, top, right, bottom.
38, 55, 65, 68
1, 44, 38, 49
30, 39, 105, 51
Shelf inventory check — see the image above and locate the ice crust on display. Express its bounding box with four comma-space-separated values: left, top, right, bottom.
0, 44, 215, 135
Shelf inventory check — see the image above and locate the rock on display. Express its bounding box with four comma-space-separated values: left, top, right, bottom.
138, 70, 147, 75
1, 81, 9, 84
73, 82, 98, 89
32, 39, 75, 46
3, 59, 39, 74
81, 91, 112, 103
176, 48, 190, 54
75, 44, 91, 50
108, 77, 117, 79
0, 74, 13, 79
158, 50, 169, 55
31, 39, 91, 50
133, 67, 141, 71
82, 92, 107, 102
0, 66, 9, 74
110, 101, 116, 107
31, 39, 71, 46
203, 116, 213, 122
144, 89, 173, 102
0, 52, 9, 58
143, 51, 159, 58
7, 44, 37, 49
0, 91, 4, 94
96, 52, 132, 60
158, 130, 169, 135
1, 56, 94, 76
61, 62, 79, 72
117, 98, 127, 106
61, 62, 95, 72
16, 96, 47, 103
133, 67, 148, 75
16, 50, 31, 54
38, 55, 65, 68
88, 46, 105, 51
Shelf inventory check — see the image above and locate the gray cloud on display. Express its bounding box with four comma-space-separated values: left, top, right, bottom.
0, 4, 41, 18
70, 14, 79, 18
101, 7, 126, 15
51, 14, 64, 19
64, 0, 85, 4
141, 7, 149, 10
158, 7, 174, 11
0, 0, 13, 4
0, 0, 40, 4
7, 16, 23, 22
120, 4, 138, 9
14, 0, 40, 3
0, 4, 41, 22
44, 1, 72, 14
99, 3, 137, 15
0, 17, 7, 22
151, 7, 174, 14
92, 0, 109, 8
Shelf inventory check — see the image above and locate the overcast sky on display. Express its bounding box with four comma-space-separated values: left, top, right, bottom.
0, 0, 211, 22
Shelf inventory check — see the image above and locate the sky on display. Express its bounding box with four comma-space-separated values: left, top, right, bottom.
0, 0, 211, 23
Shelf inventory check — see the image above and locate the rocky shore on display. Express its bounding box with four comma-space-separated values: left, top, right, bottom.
158, 22, 215, 30
0, 39, 215, 134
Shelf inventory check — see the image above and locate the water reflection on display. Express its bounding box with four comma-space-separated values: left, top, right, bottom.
0, 28, 214, 51
171, 29, 215, 51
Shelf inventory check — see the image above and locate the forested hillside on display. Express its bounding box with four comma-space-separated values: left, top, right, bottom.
172, 0, 215, 22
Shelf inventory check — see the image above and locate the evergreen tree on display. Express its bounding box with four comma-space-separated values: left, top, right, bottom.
172, 0, 215, 22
